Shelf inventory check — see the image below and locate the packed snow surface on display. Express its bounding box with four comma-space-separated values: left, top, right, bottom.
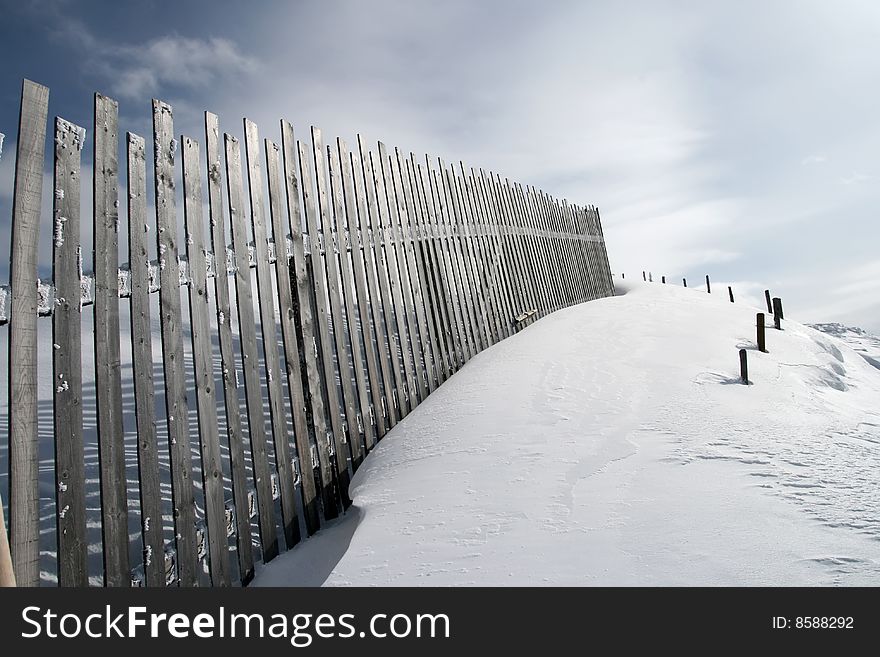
254, 280, 880, 586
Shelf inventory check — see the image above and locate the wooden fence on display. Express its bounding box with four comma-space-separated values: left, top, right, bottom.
0, 79, 615, 587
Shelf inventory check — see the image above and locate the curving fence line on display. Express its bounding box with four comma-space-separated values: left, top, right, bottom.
0, 79, 614, 587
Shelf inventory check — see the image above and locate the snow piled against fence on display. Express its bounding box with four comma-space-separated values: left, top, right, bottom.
254, 279, 880, 586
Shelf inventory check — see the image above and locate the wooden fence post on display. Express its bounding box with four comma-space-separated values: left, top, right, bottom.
9, 79, 49, 588
661, 275, 665, 284
706, 275, 711, 293
728, 286, 734, 303
764, 289, 773, 314
739, 349, 749, 384
773, 297, 783, 329
683, 277, 687, 287
757, 313, 767, 352
0, 491, 14, 586
642, 270, 646, 281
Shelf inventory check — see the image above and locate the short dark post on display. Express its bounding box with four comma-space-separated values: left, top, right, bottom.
621, 272, 625, 279
683, 278, 687, 287
739, 349, 749, 384
661, 276, 666, 284
642, 271, 646, 281
728, 286, 734, 303
764, 289, 772, 314
649, 272, 653, 282
772, 297, 782, 330
756, 313, 767, 352
706, 275, 711, 293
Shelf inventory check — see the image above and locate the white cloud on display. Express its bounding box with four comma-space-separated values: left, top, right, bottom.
801, 154, 826, 165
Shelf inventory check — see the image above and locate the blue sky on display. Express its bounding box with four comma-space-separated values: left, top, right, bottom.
0, 0, 878, 331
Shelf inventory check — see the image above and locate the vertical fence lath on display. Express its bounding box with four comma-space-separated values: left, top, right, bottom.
2, 79, 615, 587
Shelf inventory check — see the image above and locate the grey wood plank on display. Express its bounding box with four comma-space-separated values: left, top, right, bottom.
449, 168, 492, 351
488, 173, 527, 330
281, 122, 338, 520
181, 135, 230, 586
502, 177, 540, 320
52, 117, 88, 587
8, 79, 48, 587
92, 93, 129, 587
353, 137, 398, 432
442, 165, 484, 355
330, 138, 376, 457
243, 119, 299, 549
527, 186, 561, 313
323, 140, 364, 468
152, 100, 198, 585
377, 142, 421, 409
306, 129, 354, 504
411, 160, 455, 380
594, 207, 615, 296
459, 165, 505, 345
535, 189, 565, 312
512, 182, 547, 319
204, 113, 255, 582
427, 163, 469, 366
476, 169, 516, 338
265, 134, 320, 535
402, 155, 443, 390
126, 132, 166, 587
339, 139, 386, 444
281, 127, 339, 520
224, 131, 279, 559
389, 147, 434, 396
362, 143, 409, 418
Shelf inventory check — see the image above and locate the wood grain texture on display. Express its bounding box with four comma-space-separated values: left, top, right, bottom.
181, 135, 230, 585
8, 79, 48, 587
52, 117, 88, 587
353, 138, 398, 432
152, 100, 198, 585
93, 94, 129, 586
205, 113, 255, 582
243, 119, 299, 549
329, 139, 375, 458
339, 139, 387, 444
265, 134, 319, 535
224, 132, 279, 560
282, 123, 339, 520
126, 132, 165, 587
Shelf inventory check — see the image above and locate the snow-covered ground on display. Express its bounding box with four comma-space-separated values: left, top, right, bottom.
253, 280, 880, 586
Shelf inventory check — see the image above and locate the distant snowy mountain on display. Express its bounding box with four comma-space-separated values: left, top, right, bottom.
810, 323, 880, 371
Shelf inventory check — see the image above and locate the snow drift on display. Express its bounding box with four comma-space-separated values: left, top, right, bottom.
254, 279, 880, 586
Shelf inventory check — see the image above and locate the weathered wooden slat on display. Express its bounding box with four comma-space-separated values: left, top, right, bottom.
224, 132, 279, 559
8, 79, 48, 587
353, 137, 399, 431
389, 147, 434, 396
377, 142, 421, 409
281, 122, 338, 520
329, 139, 376, 457
322, 140, 364, 469
450, 168, 491, 350
152, 100, 198, 585
265, 134, 320, 535
126, 132, 165, 587
205, 113, 255, 582
402, 155, 442, 390
427, 163, 469, 366
52, 117, 88, 587
306, 128, 354, 504
460, 165, 504, 344
536, 189, 565, 312
513, 182, 549, 318
363, 143, 409, 417
487, 173, 525, 328
92, 93, 129, 587
442, 165, 483, 355
476, 169, 516, 338
503, 177, 540, 320
339, 140, 387, 444
243, 120, 299, 549
593, 207, 615, 296
411, 160, 455, 379
181, 135, 230, 586
527, 185, 560, 314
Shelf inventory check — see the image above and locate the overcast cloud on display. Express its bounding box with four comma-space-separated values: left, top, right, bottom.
0, 0, 877, 331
